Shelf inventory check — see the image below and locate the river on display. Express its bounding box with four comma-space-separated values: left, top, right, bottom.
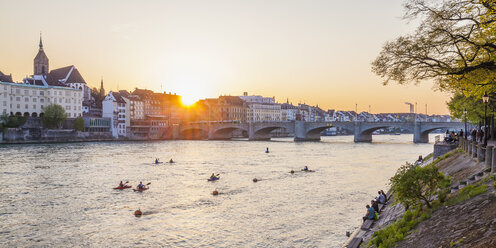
0, 134, 437, 247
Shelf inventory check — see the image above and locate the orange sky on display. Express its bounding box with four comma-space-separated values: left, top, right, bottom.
0, 0, 451, 114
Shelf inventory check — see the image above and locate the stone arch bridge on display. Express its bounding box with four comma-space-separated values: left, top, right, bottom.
173, 121, 464, 143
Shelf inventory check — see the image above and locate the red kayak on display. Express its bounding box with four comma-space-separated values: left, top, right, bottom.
113, 185, 132, 190
133, 187, 149, 192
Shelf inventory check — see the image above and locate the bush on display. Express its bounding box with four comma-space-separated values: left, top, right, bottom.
0, 114, 27, 128
446, 184, 487, 206
42, 104, 66, 128
73, 117, 85, 131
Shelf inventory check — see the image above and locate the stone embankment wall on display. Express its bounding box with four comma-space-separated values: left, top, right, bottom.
0, 128, 114, 144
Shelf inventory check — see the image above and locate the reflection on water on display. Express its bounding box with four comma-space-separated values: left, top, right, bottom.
0, 135, 435, 247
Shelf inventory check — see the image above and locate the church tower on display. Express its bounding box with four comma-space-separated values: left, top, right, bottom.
99, 77, 105, 96
34, 34, 49, 75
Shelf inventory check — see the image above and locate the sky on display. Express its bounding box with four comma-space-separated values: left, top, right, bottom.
0, 0, 451, 114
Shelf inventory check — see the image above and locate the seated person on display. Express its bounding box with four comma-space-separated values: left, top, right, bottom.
119, 181, 125, 187
362, 204, 376, 222
377, 191, 386, 204
303, 166, 309, 171
137, 181, 144, 189
371, 200, 379, 213
210, 173, 217, 179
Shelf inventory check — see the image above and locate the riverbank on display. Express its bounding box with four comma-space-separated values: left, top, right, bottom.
344, 146, 496, 247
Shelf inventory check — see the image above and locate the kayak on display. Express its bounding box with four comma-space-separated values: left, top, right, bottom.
154, 162, 163, 164
113, 185, 131, 190
207, 177, 220, 181
133, 187, 149, 192
301, 169, 315, 172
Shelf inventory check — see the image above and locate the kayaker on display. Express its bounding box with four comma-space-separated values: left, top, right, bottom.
303, 166, 309, 171
155, 158, 159, 164
119, 181, 125, 188
210, 173, 217, 179
137, 181, 145, 189
169, 159, 174, 163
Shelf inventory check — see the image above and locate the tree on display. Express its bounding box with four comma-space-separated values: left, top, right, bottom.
91, 87, 105, 108
42, 104, 67, 128
0, 114, 27, 129
390, 163, 451, 208
372, 0, 496, 96
73, 117, 85, 131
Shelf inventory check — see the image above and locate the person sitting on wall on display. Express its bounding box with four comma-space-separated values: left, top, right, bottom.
363, 204, 376, 222
376, 191, 386, 204
415, 155, 423, 166
371, 200, 379, 213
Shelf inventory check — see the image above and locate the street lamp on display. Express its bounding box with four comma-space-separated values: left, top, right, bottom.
483, 92, 489, 146
464, 108, 467, 139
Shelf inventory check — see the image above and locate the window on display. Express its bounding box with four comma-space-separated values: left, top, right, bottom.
65, 106, 70, 110
17, 104, 20, 108
25, 97, 29, 102
47, 91, 50, 96
25, 104, 28, 109
16, 89, 20, 94
59, 91, 62, 96
33, 98, 37, 102
33, 105, 36, 109
3, 101, 5, 106
16, 97, 20, 101
40, 91, 44, 96
59, 99, 62, 103
40, 99, 44, 103
24, 90, 28, 95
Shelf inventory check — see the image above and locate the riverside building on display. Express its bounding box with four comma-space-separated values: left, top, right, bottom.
239, 92, 282, 122
0, 81, 82, 117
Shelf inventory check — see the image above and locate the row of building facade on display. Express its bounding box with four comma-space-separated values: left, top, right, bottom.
0, 37, 453, 140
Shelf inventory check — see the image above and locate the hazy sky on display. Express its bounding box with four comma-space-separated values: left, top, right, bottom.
0, 0, 451, 114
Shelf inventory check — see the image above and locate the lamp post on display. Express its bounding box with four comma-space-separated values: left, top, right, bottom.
483, 92, 489, 146
464, 108, 467, 139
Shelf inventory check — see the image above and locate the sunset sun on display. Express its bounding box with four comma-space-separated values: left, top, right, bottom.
180, 94, 199, 107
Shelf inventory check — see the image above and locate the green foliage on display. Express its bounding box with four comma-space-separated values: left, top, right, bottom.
91, 87, 105, 108
390, 163, 451, 208
424, 153, 433, 161
446, 184, 487, 206
450, 238, 465, 247
367, 208, 426, 248
0, 114, 27, 129
42, 104, 67, 129
447, 92, 491, 123
73, 117, 85, 131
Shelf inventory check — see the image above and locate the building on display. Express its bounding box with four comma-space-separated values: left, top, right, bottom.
23, 35, 88, 115
102, 91, 127, 137
218, 96, 247, 122
281, 100, 298, 121
239, 92, 281, 122
0, 71, 13, 83
0, 81, 82, 117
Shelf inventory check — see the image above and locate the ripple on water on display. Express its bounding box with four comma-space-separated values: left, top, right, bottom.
0, 135, 436, 246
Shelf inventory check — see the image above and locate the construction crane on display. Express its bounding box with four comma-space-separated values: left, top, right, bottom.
405, 102, 414, 113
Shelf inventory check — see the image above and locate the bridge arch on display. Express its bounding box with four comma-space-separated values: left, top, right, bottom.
211, 126, 248, 140
250, 125, 287, 140
354, 122, 414, 142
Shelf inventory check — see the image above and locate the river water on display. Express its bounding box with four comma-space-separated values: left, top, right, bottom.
0, 134, 436, 247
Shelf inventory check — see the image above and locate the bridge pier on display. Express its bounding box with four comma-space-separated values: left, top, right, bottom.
413, 123, 429, 143
294, 121, 321, 141
354, 122, 372, 142
248, 124, 271, 141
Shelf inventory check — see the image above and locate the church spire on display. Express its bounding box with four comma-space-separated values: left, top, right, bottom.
39, 32, 43, 51
99, 77, 105, 96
